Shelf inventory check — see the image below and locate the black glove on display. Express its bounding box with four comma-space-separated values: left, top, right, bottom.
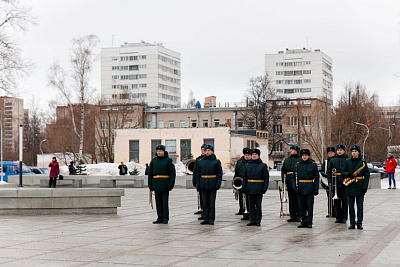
348, 173, 354, 178
149, 186, 153, 191
362, 188, 367, 194
216, 186, 220, 190
262, 190, 267, 194
295, 188, 299, 194
314, 190, 319, 196
169, 186, 173, 191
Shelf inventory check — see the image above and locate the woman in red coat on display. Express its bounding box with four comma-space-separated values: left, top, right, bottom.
48, 157, 60, 188
386, 153, 397, 189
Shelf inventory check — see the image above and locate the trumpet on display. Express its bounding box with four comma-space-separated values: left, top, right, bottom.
332, 168, 340, 200
232, 177, 243, 200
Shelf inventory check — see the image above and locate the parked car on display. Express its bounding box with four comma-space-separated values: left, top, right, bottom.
0, 161, 36, 182
368, 163, 387, 179
29, 166, 50, 175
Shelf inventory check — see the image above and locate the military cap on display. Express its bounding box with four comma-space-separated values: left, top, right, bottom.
156, 145, 166, 151
251, 148, 261, 156
350, 144, 361, 153
326, 147, 335, 153
300, 149, 311, 156
201, 144, 206, 149
204, 144, 214, 151
290, 144, 301, 153
243, 148, 251, 155
335, 144, 346, 151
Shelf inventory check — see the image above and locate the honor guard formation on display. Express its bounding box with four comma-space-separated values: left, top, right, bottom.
148, 142, 370, 229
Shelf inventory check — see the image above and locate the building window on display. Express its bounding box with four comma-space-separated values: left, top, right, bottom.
202, 120, 209, 127
289, 116, 298, 126
191, 120, 197, 128
249, 119, 255, 129
101, 137, 106, 146
100, 121, 108, 130
203, 138, 214, 148
303, 116, 311, 126
129, 140, 139, 163
151, 140, 162, 156
169, 120, 175, 128
180, 120, 186, 128
289, 134, 297, 144
304, 79, 311, 83
113, 120, 121, 129
158, 120, 164, 129
273, 124, 282, 134
180, 139, 191, 161
237, 119, 243, 128
274, 142, 283, 152
302, 134, 308, 144
165, 140, 176, 154
247, 140, 256, 149
214, 119, 220, 127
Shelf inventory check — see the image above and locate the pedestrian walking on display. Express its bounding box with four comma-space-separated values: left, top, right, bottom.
48, 157, 59, 188
386, 153, 397, 189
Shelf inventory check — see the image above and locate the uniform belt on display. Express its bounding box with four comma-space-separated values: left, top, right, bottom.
299, 179, 314, 183
355, 176, 364, 179
154, 175, 170, 178
286, 172, 293, 175
333, 173, 341, 175
201, 175, 217, 178
248, 179, 263, 182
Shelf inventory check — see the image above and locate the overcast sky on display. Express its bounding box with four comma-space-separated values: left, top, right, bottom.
16, 0, 400, 109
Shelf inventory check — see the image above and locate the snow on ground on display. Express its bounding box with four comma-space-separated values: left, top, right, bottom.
59, 161, 234, 176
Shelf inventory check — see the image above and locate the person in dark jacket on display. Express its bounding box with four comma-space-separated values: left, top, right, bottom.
327, 144, 349, 223
196, 144, 223, 225
68, 161, 76, 175
193, 144, 206, 218
281, 144, 301, 222
118, 162, 128, 175
48, 157, 60, 188
145, 163, 149, 175
320, 147, 336, 217
292, 149, 319, 228
148, 145, 176, 224
341, 144, 370, 230
242, 149, 269, 226
234, 147, 251, 220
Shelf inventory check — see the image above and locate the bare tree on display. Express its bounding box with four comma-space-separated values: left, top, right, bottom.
240, 72, 287, 156
0, 0, 36, 93
23, 96, 44, 165
48, 34, 99, 160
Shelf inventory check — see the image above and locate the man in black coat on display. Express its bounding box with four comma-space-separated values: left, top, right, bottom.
292, 149, 319, 228
234, 148, 251, 220
196, 144, 223, 225
242, 149, 269, 226
118, 162, 128, 175
281, 144, 302, 222
193, 144, 206, 218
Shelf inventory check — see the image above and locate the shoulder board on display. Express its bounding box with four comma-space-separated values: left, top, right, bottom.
312, 161, 315, 163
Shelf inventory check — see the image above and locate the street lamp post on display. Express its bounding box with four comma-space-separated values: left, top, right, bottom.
40, 139, 47, 168
354, 122, 369, 159
379, 124, 395, 148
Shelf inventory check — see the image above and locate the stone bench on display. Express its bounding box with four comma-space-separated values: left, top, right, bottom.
40, 178, 83, 188
0, 188, 124, 215
100, 178, 144, 188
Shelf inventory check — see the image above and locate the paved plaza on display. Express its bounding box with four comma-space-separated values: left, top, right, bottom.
0, 180, 398, 266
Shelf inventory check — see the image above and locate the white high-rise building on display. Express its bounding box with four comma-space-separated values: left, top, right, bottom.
265, 48, 333, 102
101, 41, 181, 108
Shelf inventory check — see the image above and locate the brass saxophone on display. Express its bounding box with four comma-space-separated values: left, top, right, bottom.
343, 162, 365, 186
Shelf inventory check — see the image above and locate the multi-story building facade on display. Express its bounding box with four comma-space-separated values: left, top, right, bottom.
265, 48, 333, 103
101, 41, 181, 108
0, 96, 28, 160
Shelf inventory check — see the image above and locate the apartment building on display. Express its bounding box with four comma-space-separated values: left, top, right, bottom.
101, 41, 181, 108
265, 48, 333, 103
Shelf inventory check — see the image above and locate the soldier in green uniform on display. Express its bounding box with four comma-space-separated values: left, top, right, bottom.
193, 144, 206, 219
196, 144, 223, 225
320, 147, 336, 217
281, 144, 301, 222
148, 145, 176, 224
292, 149, 319, 228
242, 149, 269, 226
327, 144, 349, 223
234, 148, 251, 220
341, 145, 370, 230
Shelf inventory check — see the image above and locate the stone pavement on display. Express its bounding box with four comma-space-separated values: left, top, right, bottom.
0, 184, 398, 266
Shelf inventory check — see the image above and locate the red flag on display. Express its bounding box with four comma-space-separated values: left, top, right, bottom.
366, 120, 371, 126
